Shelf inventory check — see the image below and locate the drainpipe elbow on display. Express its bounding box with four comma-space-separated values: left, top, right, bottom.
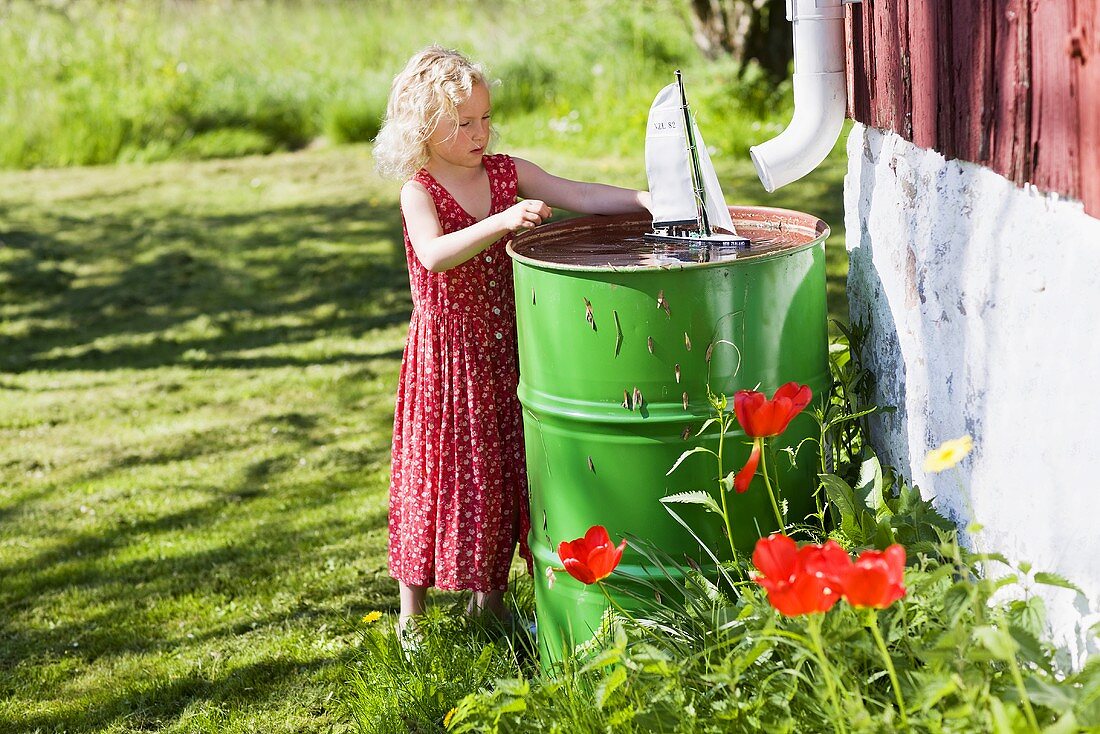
749, 0, 848, 192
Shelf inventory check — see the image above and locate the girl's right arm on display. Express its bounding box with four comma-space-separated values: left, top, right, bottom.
402, 182, 553, 273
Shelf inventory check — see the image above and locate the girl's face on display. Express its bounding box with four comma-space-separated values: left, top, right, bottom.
426, 82, 491, 169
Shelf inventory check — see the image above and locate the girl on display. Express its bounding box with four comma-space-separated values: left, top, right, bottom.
374, 45, 649, 636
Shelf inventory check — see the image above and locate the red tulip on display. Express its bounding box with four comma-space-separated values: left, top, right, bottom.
801, 541, 854, 591
752, 534, 850, 616
842, 545, 907, 609
557, 525, 626, 585
752, 533, 800, 585
732, 383, 812, 494
733, 440, 761, 493
734, 383, 813, 438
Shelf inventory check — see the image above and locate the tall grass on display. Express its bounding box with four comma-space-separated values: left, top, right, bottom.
0, 0, 792, 169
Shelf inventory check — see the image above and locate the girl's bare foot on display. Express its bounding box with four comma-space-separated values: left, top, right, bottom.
466, 589, 506, 618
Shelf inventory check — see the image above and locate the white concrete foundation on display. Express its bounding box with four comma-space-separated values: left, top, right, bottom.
845, 124, 1100, 666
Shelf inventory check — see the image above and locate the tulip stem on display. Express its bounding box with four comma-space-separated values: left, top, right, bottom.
807, 614, 848, 734
597, 582, 635, 627
759, 439, 786, 532
1007, 651, 1034, 730
716, 410, 740, 562
865, 610, 909, 730
1006, 642, 1041, 734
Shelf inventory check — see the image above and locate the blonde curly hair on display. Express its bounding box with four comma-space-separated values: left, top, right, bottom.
373, 45, 494, 180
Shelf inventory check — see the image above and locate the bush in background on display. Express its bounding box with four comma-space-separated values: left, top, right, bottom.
0, 0, 792, 169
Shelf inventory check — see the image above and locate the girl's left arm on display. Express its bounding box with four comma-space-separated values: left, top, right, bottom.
514, 157, 651, 215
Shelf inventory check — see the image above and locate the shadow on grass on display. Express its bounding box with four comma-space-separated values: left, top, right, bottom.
0, 454, 393, 731
1, 154, 851, 374
0, 200, 411, 372
0, 449, 392, 628
4, 652, 359, 733
0, 398, 396, 730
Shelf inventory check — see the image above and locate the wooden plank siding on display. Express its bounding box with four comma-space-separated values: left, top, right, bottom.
1078, 1, 1100, 215
846, 0, 1100, 218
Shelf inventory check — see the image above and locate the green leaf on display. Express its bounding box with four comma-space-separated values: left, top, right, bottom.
595, 665, 628, 709
612, 615, 628, 647
686, 570, 730, 605
731, 638, 773, 677
1008, 595, 1047, 640
629, 643, 675, 675
494, 678, 529, 697
990, 698, 1021, 733
974, 625, 1020, 661
660, 490, 722, 515
1078, 698, 1100, 729
666, 446, 717, 476
871, 518, 896, 549
580, 647, 622, 674
1024, 676, 1077, 714
823, 406, 878, 431
693, 417, 718, 436
820, 473, 861, 539
911, 671, 959, 712
1010, 624, 1053, 673
607, 707, 636, 726
856, 455, 888, 517
1042, 712, 1081, 734
971, 552, 1012, 567
889, 480, 922, 516
473, 644, 494, 675
1034, 572, 1084, 595
494, 696, 527, 716
982, 574, 1020, 595
886, 477, 956, 549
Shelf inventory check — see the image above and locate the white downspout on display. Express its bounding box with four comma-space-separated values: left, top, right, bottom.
749, 0, 852, 192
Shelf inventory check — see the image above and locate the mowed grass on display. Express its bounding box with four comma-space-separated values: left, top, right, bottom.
0, 148, 410, 732
0, 140, 846, 732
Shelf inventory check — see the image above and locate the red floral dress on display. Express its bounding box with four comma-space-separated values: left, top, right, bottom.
388, 153, 532, 593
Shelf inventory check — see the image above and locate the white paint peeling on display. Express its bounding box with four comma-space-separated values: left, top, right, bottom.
845, 124, 1100, 667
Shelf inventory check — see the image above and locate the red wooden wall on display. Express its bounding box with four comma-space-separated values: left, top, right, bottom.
846, 0, 1100, 218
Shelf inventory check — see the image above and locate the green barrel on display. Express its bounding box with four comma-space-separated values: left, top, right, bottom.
507, 206, 830, 668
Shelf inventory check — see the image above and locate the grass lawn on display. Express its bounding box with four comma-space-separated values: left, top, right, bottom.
0, 141, 846, 733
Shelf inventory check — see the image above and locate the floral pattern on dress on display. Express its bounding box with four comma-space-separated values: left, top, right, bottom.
388, 153, 533, 592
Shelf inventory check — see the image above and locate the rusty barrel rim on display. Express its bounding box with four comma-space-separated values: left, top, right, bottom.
506, 206, 830, 273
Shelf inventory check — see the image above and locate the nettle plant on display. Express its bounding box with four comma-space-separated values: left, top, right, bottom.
442, 323, 1100, 733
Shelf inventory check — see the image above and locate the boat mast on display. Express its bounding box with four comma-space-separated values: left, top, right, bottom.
676, 70, 711, 237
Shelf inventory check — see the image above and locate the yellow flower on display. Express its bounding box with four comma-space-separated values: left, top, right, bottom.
924, 435, 973, 473
443, 707, 456, 728
361, 611, 383, 625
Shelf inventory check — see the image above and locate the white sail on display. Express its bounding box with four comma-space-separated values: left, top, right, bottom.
644, 80, 737, 234
645, 82, 696, 227
693, 116, 737, 233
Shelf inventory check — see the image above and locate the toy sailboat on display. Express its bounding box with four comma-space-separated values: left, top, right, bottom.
644, 71, 749, 249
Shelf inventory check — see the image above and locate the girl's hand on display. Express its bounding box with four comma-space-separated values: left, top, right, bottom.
500, 199, 552, 232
